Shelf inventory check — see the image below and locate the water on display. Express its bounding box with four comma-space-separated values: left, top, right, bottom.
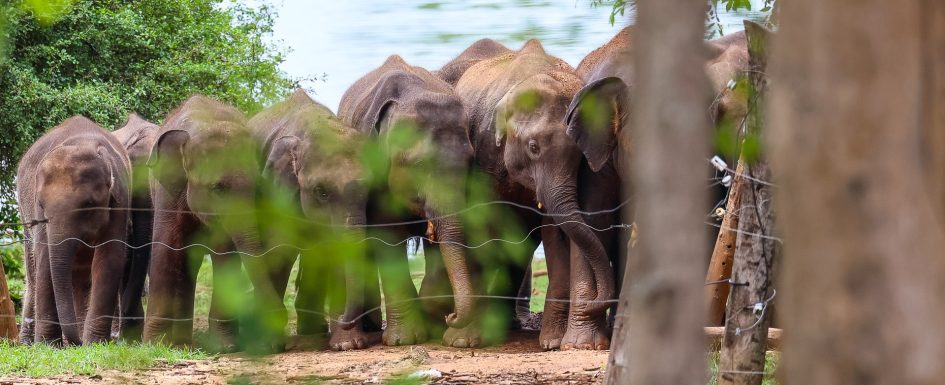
260, 0, 768, 111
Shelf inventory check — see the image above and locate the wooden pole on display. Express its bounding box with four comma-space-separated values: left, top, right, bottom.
603, 0, 712, 383
769, 0, 945, 384
0, 257, 18, 340
704, 160, 745, 326
716, 21, 776, 385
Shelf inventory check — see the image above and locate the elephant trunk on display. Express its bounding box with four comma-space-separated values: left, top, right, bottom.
47, 232, 82, 345
434, 209, 476, 329
540, 180, 614, 316
339, 209, 367, 330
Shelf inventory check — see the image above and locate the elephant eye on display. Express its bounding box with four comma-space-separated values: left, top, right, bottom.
527, 139, 540, 156
314, 184, 330, 201
210, 182, 226, 193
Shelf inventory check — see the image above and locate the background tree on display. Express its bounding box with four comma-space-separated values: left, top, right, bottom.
0, 0, 296, 226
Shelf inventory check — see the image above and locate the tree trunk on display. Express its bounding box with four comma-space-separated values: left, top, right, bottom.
604, 0, 712, 382
704, 160, 745, 326
716, 20, 776, 385
0, 259, 17, 340
769, 1, 945, 384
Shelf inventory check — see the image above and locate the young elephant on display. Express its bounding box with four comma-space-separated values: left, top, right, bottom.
16, 116, 131, 345
143, 95, 266, 350
455, 39, 615, 350
339, 55, 479, 348
249, 89, 375, 350
110, 113, 159, 341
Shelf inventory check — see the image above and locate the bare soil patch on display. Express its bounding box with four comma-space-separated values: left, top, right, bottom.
0, 331, 608, 385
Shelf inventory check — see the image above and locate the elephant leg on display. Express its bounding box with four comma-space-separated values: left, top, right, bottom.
362, 263, 383, 332
241, 249, 292, 353
516, 262, 533, 328
72, 254, 92, 338
208, 252, 241, 352
33, 225, 62, 345
373, 228, 427, 346
539, 221, 571, 350
119, 209, 152, 341
84, 240, 125, 343
560, 240, 611, 350
295, 249, 327, 336
19, 239, 36, 345
143, 212, 197, 346
328, 254, 375, 351
418, 241, 452, 327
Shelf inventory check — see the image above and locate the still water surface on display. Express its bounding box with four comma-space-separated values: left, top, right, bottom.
263, 0, 767, 111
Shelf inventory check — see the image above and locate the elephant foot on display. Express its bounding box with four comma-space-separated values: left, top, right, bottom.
539, 322, 566, 350
442, 324, 482, 348
382, 313, 428, 346
560, 316, 610, 350
18, 319, 35, 345
286, 333, 328, 351
209, 318, 240, 353
329, 324, 378, 351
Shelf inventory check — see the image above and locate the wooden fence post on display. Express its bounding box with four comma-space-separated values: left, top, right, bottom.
704, 159, 745, 326
0, 257, 17, 340
716, 21, 775, 385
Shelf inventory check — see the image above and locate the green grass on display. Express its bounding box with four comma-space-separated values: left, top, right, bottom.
0, 341, 206, 377
707, 351, 780, 385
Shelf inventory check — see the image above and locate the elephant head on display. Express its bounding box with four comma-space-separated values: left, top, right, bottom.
147, 96, 264, 256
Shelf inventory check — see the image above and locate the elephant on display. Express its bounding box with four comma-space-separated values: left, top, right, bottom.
565, 26, 757, 332
455, 39, 616, 350
16, 116, 132, 345
338, 55, 480, 348
248, 89, 376, 351
435, 38, 512, 86
110, 113, 159, 341
143, 95, 266, 350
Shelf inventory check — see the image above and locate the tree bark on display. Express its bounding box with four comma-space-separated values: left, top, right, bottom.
769, 1, 945, 384
716, 20, 776, 385
0, 258, 17, 340
704, 160, 745, 326
604, 0, 712, 383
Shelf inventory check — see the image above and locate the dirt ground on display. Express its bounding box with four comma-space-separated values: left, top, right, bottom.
0, 330, 609, 385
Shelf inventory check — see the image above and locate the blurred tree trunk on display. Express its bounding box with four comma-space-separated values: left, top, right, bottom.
0, 261, 17, 340
604, 0, 712, 383
769, 0, 945, 384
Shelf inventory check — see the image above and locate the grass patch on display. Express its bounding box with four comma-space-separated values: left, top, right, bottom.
707, 351, 779, 385
0, 341, 206, 377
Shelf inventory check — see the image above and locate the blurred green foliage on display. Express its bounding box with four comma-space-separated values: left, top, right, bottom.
0, 0, 296, 226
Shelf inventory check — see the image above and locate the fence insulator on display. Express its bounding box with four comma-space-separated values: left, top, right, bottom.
711, 155, 729, 172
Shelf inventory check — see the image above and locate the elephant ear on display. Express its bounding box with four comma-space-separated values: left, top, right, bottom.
565, 76, 628, 172
264, 135, 301, 191
364, 71, 420, 134
146, 129, 190, 195
94, 145, 123, 207
490, 90, 516, 147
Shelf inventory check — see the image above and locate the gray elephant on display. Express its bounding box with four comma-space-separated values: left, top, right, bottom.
16, 116, 132, 345
110, 113, 159, 341
455, 39, 615, 350
249, 89, 376, 350
339, 55, 479, 348
143, 95, 266, 350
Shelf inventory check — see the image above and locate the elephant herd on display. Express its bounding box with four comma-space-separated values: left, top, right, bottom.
14, 26, 752, 352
